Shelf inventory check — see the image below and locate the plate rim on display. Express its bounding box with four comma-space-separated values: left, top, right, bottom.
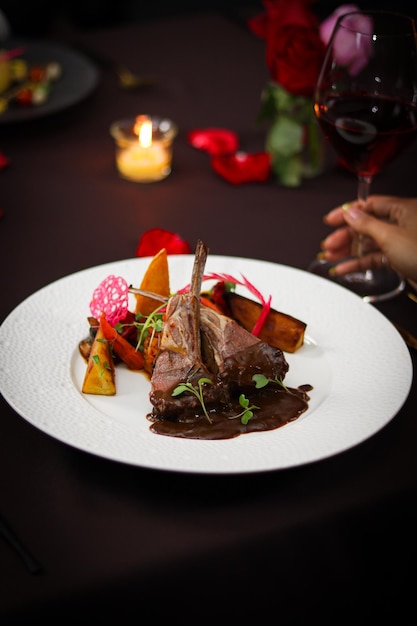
0, 255, 413, 474
0, 38, 100, 124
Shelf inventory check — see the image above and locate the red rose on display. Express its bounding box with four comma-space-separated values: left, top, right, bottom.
248, 0, 324, 97
248, 0, 319, 39
135, 228, 191, 257
266, 24, 325, 97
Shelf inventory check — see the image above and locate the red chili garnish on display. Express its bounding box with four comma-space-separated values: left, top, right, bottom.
187, 128, 239, 156
136, 228, 191, 257
179, 272, 272, 336
211, 151, 271, 185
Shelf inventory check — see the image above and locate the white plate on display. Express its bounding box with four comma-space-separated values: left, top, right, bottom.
0, 256, 412, 474
0, 40, 99, 124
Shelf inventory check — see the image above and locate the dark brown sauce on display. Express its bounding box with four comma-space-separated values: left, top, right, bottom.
147, 384, 312, 440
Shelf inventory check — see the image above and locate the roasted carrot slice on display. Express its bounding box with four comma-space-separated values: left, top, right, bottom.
199, 295, 223, 313
99, 313, 144, 370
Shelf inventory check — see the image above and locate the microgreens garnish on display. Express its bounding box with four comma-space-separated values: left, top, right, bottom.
172, 378, 259, 425
115, 303, 166, 353
252, 373, 289, 392
133, 304, 165, 352
228, 394, 260, 425
172, 377, 214, 423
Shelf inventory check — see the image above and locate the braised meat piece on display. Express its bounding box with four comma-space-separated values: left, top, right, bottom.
199, 305, 288, 397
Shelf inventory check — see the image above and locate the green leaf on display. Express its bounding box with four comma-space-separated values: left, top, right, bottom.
241, 410, 254, 425
266, 115, 303, 156
199, 377, 213, 386
303, 116, 324, 176
172, 384, 189, 396
271, 152, 303, 187
239, 394, 250, 409
252, 374, 269, 389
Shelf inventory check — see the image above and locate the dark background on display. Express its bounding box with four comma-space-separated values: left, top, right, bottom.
1, 1, 417, 38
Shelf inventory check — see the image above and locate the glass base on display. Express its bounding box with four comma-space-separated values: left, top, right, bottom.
308, 258, 405, 303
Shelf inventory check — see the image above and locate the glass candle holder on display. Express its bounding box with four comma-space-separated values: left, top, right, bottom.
110, 115, 178, 183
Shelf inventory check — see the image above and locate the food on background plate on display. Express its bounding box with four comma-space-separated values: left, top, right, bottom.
79, 242, 311, 439
0, 48, 62, 113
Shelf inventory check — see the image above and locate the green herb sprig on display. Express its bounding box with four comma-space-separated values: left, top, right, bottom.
252, 373, 289, 392
172, 377, 214, 423
92, 354, 112, 378
172, 379, 259, 425
228, 394, 260, 425
115, 304, 165, 353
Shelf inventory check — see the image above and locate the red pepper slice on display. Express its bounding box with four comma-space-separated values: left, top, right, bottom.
99, 313, 144, 370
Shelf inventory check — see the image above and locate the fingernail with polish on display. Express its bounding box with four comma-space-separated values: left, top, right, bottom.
344, 204, 362, 220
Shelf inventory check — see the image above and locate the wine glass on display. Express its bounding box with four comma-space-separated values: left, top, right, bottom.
309, 10, 417, 302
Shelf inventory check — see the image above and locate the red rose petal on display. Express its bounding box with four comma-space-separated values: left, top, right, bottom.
187, 128, 239, 156
211, 151, 271, 185
136, 228, 191, 257
0, 151, 10, 169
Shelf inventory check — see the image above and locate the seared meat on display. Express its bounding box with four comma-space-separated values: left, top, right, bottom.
149, 240, 289, 420
149, 241, 220, 417
199, 304, 288, 397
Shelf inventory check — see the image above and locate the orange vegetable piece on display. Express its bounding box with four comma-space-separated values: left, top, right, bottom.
199, 295, 223, 314
134, 248, 170, 316
81, 326, 116, 396
99, 313, 144, 370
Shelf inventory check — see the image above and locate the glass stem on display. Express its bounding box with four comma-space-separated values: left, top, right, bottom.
351, 175, 372, 258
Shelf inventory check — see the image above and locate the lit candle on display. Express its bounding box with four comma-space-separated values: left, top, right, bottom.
110, 115, 177, 183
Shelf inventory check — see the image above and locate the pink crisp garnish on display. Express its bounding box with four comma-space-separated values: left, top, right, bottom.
89, 275, 129, 325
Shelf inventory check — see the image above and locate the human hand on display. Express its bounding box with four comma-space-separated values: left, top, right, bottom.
320, 195, 417, 289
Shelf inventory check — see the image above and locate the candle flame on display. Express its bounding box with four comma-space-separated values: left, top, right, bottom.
134, 115, 152, 148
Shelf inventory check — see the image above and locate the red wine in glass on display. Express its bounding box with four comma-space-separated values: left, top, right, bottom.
309, 10, 417, 302
316, 94, 417, 178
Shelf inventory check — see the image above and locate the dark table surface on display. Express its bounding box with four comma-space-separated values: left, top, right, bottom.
0, 12, 416, 624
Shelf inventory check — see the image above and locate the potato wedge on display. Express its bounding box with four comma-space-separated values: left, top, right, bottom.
134, 248, 170, 316
82, 326, 116, 395
224, 292, 306, 353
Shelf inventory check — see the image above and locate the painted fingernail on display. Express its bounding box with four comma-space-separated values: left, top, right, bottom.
344, 204, 362, 220
316, 251, 326, 260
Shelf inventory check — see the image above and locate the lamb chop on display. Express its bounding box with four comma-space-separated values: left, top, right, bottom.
149, 240, 289, 421
199, 305, 288, 398
149, 240, 220, 418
